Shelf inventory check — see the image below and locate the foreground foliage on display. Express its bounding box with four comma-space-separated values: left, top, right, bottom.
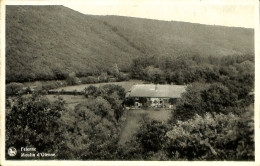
166, 112, 254, 160
6, 94, 65, 159
6, 52, 254, 160
6, 85, 126, 160
116, 109, 254, 161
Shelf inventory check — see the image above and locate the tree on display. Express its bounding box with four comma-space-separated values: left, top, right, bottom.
58, 98, 120, 160
130, 56, 157, 79
83, 85, 98, 97
6, 94, 66, 159
145, 66, 165, 83
171, 82, 239, 123
86, 84, 126, 121
136, 120, 169, 154
171, 83, 209, 122
98, 72, 108, 82
6, 82, 24, 96
201, 83, 237, 114
52, 67, 66, 80
101, 84, 125, 100
116, 120, 169, 160
110, 63, 120, 77
106, 92, 124, 121
66, 72, 78, 85
81, 76, 99, 84
84, 97, 115, 120
165, 111, 254, 160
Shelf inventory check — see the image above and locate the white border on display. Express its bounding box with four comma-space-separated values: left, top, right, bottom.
0, 0, 6, 165
254, 0, 260, 165
0, 0, 259, 165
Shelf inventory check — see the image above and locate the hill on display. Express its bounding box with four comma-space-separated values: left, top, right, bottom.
6, 5, 254, 83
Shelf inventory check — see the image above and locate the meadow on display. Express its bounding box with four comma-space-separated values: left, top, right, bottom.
50, 80, 143, 92
45, 95, 86, 110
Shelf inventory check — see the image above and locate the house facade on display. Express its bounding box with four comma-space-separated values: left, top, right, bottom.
126, 84, 186, 109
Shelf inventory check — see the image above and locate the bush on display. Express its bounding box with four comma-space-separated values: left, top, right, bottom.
42, 83, 57, 91
81, 76, 99, 84
24, 87, 32, 94
98, 72, 108, 82
136, 120, 169, 154
52, 68, 66, 80
83, 85, 98, 97
6, 82, 24, 96
117, 72, 130, 81
66, 72, 79, 85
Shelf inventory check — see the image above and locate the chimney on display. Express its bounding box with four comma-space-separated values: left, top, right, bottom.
155, 84, 159, 91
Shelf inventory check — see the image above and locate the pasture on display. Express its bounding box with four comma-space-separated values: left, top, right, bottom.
46, 95, 86, 110
50, 80, 143, 92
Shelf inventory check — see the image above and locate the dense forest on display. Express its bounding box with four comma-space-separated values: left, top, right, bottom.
6, 5, 253, 83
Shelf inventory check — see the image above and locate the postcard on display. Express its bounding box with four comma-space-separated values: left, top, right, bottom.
0, 0, 259, 165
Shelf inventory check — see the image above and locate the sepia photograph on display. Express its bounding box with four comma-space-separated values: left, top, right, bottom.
1, 0, 258, 164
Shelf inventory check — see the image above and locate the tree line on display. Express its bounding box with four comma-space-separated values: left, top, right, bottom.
6, 53, 254, 160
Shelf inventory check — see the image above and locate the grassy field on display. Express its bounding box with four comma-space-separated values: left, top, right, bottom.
22, 80, 66, 88
119, 109, 171, 144
46, 94, 86, 110
51, 80, 143, 92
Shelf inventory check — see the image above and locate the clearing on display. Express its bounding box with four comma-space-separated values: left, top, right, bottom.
50, 80, 143, 92
46, 95, 86, 110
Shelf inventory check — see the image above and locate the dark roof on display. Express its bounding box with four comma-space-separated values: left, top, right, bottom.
128, 84, 186, 98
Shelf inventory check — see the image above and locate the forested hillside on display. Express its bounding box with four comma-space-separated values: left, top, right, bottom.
6, 5, 254, 83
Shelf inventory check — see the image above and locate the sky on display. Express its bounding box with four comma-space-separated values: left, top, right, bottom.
64, 0, 256, 28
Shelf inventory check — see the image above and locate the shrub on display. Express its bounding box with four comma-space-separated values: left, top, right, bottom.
98, 72, 108, 82
6, 82, 24, 96
83, 85, 98, 97
81, 76, 99, 84
25, 87, 32, 93
52, 68, 66, 80
66, 72, 79, 85
42, 83, 58, 91
117, 72, 130, 81
136, 120, 169, 154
